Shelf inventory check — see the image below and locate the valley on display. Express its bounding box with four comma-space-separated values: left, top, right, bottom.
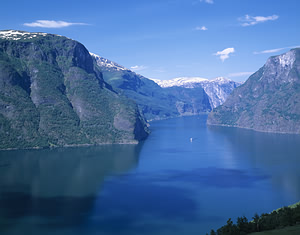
1, 1, 300, 235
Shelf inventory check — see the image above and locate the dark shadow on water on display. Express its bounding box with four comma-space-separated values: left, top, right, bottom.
78, 182, 200, 234
144, 167, 270, 188
99, 180, 197, 220
0, 192, 95, 220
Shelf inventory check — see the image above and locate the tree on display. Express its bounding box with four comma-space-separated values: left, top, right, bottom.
279, 207, 294, 227
210, 229, 216, 235
293, 204, 300, 223
237, 216, 249, 234
220, 218, 239, 235
252, 213, 260, 232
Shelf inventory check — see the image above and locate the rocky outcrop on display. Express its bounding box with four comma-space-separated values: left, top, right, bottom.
0, 30, 149, 150
207, 48, 300, 134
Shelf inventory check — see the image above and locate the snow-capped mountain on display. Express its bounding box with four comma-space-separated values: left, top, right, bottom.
151, 77, 242, 108
151, 77, 208, 88
90, 52, 130, 72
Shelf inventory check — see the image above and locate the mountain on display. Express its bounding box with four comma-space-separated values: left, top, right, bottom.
0, 30, 149, 150
90, 52, 129, 72
91, 53, 212, 121
151, 77, 242, 108
207, 48, 300, 134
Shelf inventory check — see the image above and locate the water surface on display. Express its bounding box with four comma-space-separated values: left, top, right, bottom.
0, 115, 300, 235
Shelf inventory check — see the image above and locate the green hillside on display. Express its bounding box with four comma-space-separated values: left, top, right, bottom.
0, 30, 149, 150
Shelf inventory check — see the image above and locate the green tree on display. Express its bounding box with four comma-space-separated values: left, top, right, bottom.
293, 204, 300, 223
279, 207, 294, 227
252, 213, 260, 232
210, 229, 216, 235
237, 216, 249, 234
219, 218, 239, 235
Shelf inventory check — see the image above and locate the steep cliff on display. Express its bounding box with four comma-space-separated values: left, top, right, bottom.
0, 30, 149, 149
207, 48, 300, 134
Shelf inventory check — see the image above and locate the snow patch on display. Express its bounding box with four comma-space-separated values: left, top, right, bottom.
0, 30, 47, 40
90, 52, 129, 71
278, 50, 295, 68
210, 77, 231, 84
150, 77, 209, 88
150, 77, 233, 88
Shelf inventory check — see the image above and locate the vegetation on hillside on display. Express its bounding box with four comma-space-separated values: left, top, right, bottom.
207, 202, 300, 235
0, 31, 149, 150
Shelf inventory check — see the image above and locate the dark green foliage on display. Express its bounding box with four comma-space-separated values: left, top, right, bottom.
210, 229, 217, 235
237, 216, 251, 234
216, 218, 239, 235
252, 213, 260, 232
0, 31, 149, 149
208, 202, 300, 235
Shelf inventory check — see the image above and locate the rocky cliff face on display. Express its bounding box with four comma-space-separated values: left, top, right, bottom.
152, 77, 242, 108
0, 30, 149, 150
199, 77, 242, 108
207, 48, 300, 134
91, 53, 212, 121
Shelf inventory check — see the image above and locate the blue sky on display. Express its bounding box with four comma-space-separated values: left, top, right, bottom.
1, 0, 300, 81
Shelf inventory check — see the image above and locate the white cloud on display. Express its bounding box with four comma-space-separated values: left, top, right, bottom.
239, 14, 279, 27
214, 48, 235, 62
199, 0, 214, 3
228, 72, 253, 78
195, 26, 208, 31
24, 20, 88, 28
254, 48, 284, 54
254, 45, 300, 54
130, 65, 147, 71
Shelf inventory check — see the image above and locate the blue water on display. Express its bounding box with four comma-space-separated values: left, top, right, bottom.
0, 115, 300, 235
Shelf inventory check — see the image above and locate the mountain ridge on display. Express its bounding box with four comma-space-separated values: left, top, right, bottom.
150, 76, 232, 88
91, 53, 212, 121
207, 48, 300, 134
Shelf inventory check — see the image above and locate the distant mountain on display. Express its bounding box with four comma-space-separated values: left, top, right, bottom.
151, 77, 242, 108
151, 77, 209, 88
0, 30, 149, 150
207, 48, 300, 134
91, 53, 212, 121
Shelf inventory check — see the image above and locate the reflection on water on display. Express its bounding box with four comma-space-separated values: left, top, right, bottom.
208, 125, 300, 200
0, 145, 142, 233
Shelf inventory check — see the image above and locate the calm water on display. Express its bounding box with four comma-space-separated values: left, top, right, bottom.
0, 115, 300, 235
